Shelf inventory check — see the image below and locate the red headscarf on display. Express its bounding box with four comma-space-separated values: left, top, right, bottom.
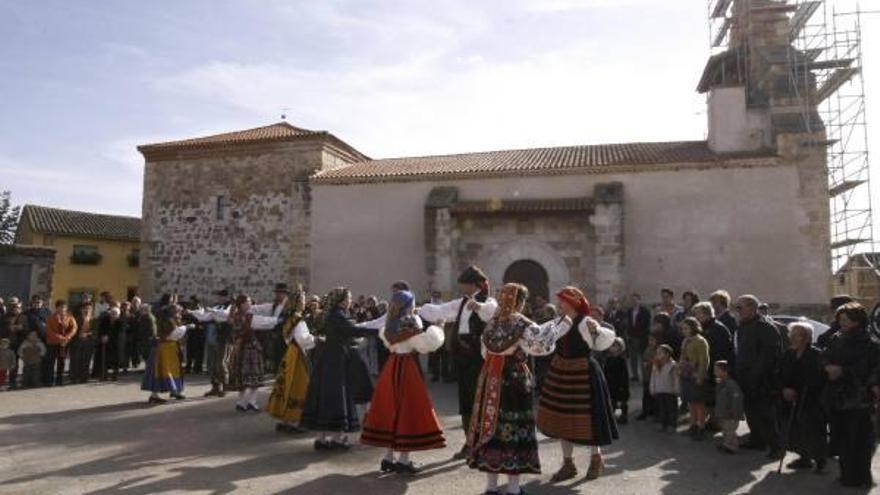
556, 286, 591, 316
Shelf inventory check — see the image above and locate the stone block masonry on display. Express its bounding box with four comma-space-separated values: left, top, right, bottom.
140, 141, 335, 303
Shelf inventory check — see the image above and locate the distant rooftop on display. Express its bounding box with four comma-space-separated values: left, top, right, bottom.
18, 205, 141, 242
138, 122, 368, 161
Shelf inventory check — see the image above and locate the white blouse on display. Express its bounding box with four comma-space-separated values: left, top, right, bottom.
417, 295, 498, 336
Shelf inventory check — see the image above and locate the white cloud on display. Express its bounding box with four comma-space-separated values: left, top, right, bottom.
520, 0, 664, 12
157, 39, 706, 158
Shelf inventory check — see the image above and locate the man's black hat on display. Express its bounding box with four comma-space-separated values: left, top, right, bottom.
273, 283, 291, 294
457, 265, 488, 285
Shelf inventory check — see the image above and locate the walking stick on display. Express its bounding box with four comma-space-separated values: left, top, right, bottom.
777, 399, 796, 473
777, 385, 808, 474
101, 339, 107, 382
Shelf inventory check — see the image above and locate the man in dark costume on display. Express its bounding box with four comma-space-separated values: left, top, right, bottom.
418, 265, 498, 460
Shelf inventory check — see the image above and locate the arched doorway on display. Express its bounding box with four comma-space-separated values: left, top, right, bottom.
503, 259, 550, 308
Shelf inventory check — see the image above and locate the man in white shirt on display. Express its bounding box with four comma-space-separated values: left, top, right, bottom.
418, 265, 498, 460
251, 283, 290, 374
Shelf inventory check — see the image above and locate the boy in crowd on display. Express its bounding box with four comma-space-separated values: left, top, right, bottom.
714, 360, 744, 454
18, 330, 46, 388
649, 344, 678, 432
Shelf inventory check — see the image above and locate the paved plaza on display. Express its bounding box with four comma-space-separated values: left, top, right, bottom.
0, 375, 874, 494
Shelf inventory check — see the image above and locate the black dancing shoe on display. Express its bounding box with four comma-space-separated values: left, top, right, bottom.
147, 396, 167, 405
786, 457, 813, 470
235, 404, 248, 413
171, 393, 186, 400
394, 461, 421, 475
330, 439, 352, 451
246, 403, 260, 412
314, 439, 332, 451
380, 459, 397, 473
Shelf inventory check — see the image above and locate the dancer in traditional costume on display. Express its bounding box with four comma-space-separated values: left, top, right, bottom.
360, 284, 446, 474
142, 305, 191, 404
418, 265, 498, 460
187, 293, 233, 397
537, 287, 618, 482
302, 287, 379, 450
227, 294, 279, 412
267, 285, 316, 433
466, 283, 558, 495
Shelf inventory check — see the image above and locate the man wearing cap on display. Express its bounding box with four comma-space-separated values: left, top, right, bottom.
0, 297, 27, 388
418, 265, 498, 460
252, 283, 290, 374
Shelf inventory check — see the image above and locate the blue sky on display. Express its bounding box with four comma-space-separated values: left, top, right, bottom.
1, 0, 877, 217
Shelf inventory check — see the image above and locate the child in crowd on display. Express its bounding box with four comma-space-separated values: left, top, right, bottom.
649, 344, 679, 432
713, 360, 743, 454
637, 334, 659, 420
17, 331, 46, 389
0, 338, 15, 391
604, 337, 630, 424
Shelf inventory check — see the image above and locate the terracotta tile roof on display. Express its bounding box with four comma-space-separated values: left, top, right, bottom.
450, 197, 593, 214
139, 122, 321, 150
138, 122, 369, 161
19, 205, 141, 242
314, 140, 776, 184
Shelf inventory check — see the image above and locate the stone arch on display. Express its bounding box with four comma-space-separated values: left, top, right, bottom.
482, 239, 571, 294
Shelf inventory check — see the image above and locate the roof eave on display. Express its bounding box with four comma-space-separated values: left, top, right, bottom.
138, 132, 369, 163
311, 154, 782, 186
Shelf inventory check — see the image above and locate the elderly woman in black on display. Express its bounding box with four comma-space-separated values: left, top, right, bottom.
822, 302, 879, 488
780, 322, 826, 473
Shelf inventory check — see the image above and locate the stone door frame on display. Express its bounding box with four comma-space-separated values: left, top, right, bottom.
483, 239, 570, 295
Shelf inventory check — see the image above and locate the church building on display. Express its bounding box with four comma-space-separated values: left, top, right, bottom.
138, 0, 831, 312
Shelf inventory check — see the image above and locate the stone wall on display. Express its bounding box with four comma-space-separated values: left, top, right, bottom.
140, 141, 332, 302
454, 213, 595, 298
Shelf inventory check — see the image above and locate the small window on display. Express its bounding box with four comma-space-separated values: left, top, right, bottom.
73, 245, 98, 256
127, 248, 140, 267
68, 289, 96, 309
216, 195, 230, 221
71, 245, 102, 265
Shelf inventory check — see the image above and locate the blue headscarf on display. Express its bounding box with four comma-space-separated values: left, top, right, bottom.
384, 290, 415, 341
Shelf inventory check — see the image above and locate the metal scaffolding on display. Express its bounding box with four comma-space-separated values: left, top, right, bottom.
707, 0, 876, 274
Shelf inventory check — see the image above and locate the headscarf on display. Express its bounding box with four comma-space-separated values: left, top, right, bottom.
384, 290, 415, 341
494, 283, 527, 321
319, 287, 350, 331
556, 286, 591, 316
281, 284, 306, 339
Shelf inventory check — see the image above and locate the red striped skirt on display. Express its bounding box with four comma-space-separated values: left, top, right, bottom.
537, 355, 594, 443
361, 353, 445, 451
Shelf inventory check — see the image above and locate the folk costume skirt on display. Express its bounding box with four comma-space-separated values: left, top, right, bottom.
302, 344, 363, 432
141, 340, 184, 394
361, 353, 445, 452
266, 343, 311, 423
536, 354, 618, 446
230, 339, 264, 390
467, 351, 540, 475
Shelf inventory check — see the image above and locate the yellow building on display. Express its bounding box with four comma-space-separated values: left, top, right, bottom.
15, 205, 141, 305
